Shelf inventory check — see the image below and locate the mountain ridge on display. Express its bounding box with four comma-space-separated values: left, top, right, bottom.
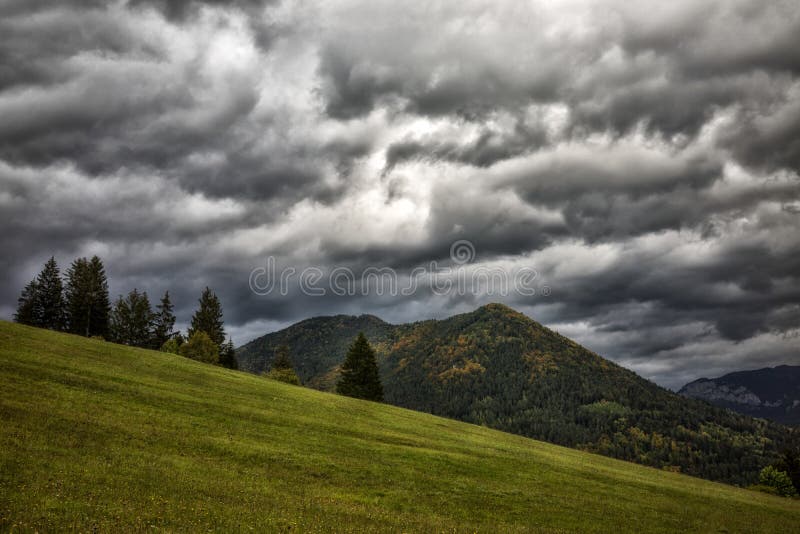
679, 365, 800, 425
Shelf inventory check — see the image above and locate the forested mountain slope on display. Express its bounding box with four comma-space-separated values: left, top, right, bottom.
238, 303, 798, 486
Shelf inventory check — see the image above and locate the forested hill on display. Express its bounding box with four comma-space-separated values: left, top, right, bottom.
237, 303, 798, 486
237, 313, 395, 390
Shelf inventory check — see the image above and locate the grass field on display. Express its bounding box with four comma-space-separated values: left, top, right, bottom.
1, 321, 799, 533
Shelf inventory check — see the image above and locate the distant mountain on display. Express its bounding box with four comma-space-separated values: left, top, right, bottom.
679, 366, 800, 426
237, 303, 797, 486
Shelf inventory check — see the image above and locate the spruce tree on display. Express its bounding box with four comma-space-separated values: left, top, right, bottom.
65, 256, 110, 338
14, 279, 39, 326
33, 257, 65, 330
188, 287, 225, 347
218, 337, 238, 370
109, 289, 153, 347
336, 333, 383, 401
129, 289, 154, 348
151, 291, 177, 349
65, 258, 89, 334
130, 290, 154, 347
109, 295, 131, 344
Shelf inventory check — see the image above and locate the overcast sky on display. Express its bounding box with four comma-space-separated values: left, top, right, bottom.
2, 0, 799, 389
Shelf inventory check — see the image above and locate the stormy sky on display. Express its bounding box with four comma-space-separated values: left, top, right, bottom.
2, 0, 799, 389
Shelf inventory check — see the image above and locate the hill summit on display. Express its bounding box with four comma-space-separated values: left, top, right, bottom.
237, 303, 796, 486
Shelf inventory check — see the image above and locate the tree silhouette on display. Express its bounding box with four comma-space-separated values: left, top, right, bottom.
188, 287, 225, 347
336, 333, 383, 402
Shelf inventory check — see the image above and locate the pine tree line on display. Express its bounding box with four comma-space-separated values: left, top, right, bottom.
14, 258, 237, 369
16, 258, 387, 392
16, 256, 108, 336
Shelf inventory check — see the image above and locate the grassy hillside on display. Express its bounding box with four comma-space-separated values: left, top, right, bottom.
237, 304, 795, 486
2, 322, 800, 532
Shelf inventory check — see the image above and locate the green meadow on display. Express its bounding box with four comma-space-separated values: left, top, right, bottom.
1, 321, 798, 533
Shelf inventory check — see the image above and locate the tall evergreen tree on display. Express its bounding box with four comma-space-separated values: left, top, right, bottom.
88, 256, 111, 336
151, 291, 177, 349
218, 337, 238, 370
109, 289, 154, 347
65, 256, 110, 337
109, 295, 132, 344
65, 258, 87, 333
336, 333, 383, 401
188, 287, 225, 347
14, 279, 39, 326
33, 257, 65, 330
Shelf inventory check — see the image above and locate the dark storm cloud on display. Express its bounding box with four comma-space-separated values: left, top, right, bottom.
127, 0, 270, 21
618, 2, 800, 77
384, 121, 550, 171
0, 0, 352, 204
125, 0, 288, 52
0, 0, 108, 17
316, 2, 800, 172
1, 0, 799, 388
316, 31, 565, 121
719, 96, 800, 173
0, 6, 152, 91
558, 238, 800, 342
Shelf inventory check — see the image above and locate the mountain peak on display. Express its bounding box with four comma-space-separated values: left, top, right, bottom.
477, 302, 516, 313
473, 302, 533, 321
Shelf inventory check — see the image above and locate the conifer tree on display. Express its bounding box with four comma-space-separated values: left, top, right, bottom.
151, 291, 177, 349
14, 279, 39, 326
65, 256, 110, 337
218, 337, 238, 370
130, 290, 154, 347
33, 257, 65, 330
109, 289, 154, 347
109, 295, 131, 344
88, 256, 111, 336
188, 287, 225, 347
336, 333, 383, 401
